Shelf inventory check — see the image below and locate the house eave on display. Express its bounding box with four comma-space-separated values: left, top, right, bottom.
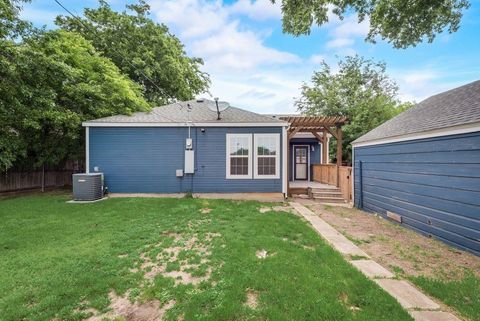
352, 121, 480, 148
82, 121, 289, 127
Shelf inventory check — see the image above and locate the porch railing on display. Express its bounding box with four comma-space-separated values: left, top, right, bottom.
312, 164, 352, 201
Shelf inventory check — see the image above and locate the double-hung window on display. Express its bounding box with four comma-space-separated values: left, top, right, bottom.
254, 133, 280, 179
226, 133, 280, 179
226, 134, 252, 179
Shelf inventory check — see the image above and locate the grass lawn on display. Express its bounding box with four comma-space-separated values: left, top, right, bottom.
410, 275, 480, 321
0, 193, 412, 321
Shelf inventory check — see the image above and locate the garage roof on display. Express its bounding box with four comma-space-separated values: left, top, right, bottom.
353, 80, 480, 144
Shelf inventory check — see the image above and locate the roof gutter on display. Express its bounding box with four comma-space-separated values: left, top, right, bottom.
352, 121, 480, 148
82, 121, 290, 127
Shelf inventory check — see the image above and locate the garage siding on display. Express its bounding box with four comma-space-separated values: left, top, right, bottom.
354, 131, 480, 255
89, 126, 283, 193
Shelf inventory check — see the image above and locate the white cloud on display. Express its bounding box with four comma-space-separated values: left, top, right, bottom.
400, 71, 439, 85
390, 66, 477, 103
310, 54, 326, 64
330, 15, 370, 39
151, 0, 228, 38
323, 14, 370, 52
151, 0, 299, 71
190, 21, 299, 70
208, 69, 304, 113
228, 0, 282, 21
326, 37, 354, 49
149, 0, 303, 112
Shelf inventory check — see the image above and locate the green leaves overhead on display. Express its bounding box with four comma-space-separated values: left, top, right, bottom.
1, 0, 210, 171
296, 55, 412, 164
0, 0, 32, 39
272, 0, 470, 48
56, 0, 210, 105
0, 30, 149, 170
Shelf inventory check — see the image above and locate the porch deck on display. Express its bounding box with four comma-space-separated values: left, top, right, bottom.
289, 180, 347, 203
289, 181, 336, 189
288, 180, 337, 198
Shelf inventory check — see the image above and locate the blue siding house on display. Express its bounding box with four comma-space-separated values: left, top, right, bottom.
83, 100, 290, 195
352, 81, 480, 255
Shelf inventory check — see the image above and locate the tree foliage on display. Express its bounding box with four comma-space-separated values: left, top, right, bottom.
272, 0, 470, 48
0, 30, 149, 170
56, 0, 210, 105
0, 0, 32, 38
296, 55, 412, 164
1, 0, 209, 171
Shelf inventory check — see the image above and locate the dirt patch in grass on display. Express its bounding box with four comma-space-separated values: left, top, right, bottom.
303, 201, 480, 280
85, 291, 175, 321
138, 231, 220, 285
245, 290, 259, 309
259, 205, 296, 215
199, 208, 212, 214
255, 249, 268, 259
86, 231, 220, 320
338, 291, 361, 313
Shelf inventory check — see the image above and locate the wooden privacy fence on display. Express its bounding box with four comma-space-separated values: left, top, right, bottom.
312, 164, 352, 201
0, 171, 74, 194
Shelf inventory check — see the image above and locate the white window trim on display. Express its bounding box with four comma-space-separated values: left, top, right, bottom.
254, 133, 280, 179
226, 133, 252, 179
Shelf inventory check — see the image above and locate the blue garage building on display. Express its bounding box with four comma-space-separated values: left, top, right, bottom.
352, 81, 480, 255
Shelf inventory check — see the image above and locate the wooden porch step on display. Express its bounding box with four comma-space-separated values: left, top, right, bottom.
290, 187, 308, 195
312, 192, 343, 198
312, 196, 347, 203
310, 187, 340, 193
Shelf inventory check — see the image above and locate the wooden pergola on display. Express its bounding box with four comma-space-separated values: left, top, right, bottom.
280, 115, 348, 194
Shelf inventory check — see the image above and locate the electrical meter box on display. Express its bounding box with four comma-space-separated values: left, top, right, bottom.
184, 150, 194, 174
186, 138, 193, 150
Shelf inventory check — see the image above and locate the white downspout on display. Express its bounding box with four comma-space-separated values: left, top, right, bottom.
85, 126, 90, 173
282, 125, 288, 196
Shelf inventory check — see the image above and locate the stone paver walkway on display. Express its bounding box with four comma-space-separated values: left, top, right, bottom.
290, 202, 461, 321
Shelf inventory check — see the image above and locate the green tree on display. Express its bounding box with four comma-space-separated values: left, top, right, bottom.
0, 30, 149, 170
272, 0, 470, 48
296, 55, 412, 164
56, 0, 210, 105
0, 0, 31, 38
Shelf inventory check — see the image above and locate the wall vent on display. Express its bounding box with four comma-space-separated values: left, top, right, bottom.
386, 211, 402, 223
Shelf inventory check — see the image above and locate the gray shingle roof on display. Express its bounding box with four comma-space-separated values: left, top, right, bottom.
86, 99, 284, 124
353, 80, 480, 144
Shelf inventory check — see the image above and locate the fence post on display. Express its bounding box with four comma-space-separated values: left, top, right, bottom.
41, 165, 45, 192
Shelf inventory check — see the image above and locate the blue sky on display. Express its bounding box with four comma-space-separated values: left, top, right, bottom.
20, 0, 480, 113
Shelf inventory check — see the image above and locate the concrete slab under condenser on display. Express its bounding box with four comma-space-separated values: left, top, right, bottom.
67, 197, 108, 204
350, 259, 394, 278
374, 279, 440, 310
